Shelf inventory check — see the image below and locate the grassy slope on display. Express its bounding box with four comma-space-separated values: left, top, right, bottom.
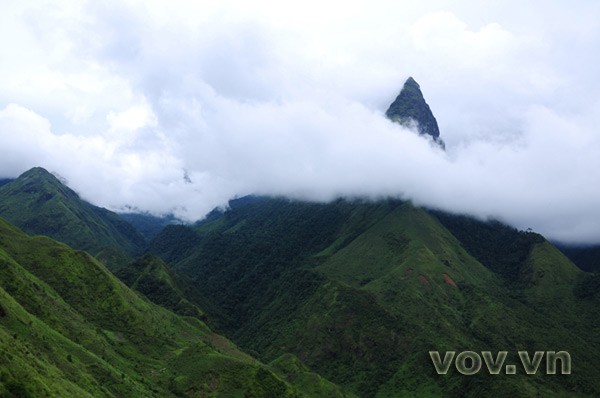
150, 197, 600, 397
0, 167, 145, 269
317, 205, 598, 397
116, 254, 208, 320
0, 217, 349, 397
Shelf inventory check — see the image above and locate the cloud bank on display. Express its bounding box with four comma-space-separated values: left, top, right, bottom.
1, 0, 600, 244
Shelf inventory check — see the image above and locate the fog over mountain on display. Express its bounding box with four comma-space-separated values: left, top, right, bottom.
1, 0, 600, 244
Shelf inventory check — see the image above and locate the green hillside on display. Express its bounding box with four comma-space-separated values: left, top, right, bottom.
116, 254, 212, 320
149, 197, 600, 397
0, 216, 351, 397
2, 166, 597, 397
0, 167, 146, 269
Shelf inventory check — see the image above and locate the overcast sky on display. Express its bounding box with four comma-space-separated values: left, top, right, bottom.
1, 0, 600, 244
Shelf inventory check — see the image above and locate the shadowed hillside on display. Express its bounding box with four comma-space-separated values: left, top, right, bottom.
149, 197, 600, 397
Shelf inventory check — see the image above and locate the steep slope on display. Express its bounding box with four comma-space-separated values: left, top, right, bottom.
149, 197, 600, 397
0, 167, 145, 269
0, 216, 351, 397
386, 77, 443, 147
430, 210, 547, 283
116, 254, 210, 320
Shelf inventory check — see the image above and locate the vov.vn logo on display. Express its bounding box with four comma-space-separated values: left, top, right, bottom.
429, 351, 571, 375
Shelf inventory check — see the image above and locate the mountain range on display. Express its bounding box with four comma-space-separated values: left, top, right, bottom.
147, 196, 600, 397
2, 170, 599, 397
1, 78, 599, 397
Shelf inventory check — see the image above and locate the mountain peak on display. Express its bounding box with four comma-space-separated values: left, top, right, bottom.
0, 166, 146, 267
404, 76, 419, 88
16, 167, 79, 200
20, 166, 54, 180
386, 77, 443, 146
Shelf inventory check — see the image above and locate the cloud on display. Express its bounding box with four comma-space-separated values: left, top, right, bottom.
1, 0, 600, 244
409, 11, 514, 67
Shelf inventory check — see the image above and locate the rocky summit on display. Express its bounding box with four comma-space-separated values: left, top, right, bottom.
386, 77, 443, 146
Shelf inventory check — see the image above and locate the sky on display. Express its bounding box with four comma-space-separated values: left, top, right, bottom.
1, 0, 600, 244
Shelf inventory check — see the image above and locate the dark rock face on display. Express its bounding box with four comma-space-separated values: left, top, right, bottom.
386, 77, 443, 146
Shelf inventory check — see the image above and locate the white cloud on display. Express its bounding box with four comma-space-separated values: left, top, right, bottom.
1, 0, 600, 244
409, 11, 514, 68
107, 103, 157, 134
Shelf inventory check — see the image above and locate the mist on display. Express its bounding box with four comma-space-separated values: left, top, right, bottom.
1, 0, 600, 244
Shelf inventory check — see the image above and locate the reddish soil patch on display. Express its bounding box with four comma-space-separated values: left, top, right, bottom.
417, 274, 431, 290
443, 273, 457, 288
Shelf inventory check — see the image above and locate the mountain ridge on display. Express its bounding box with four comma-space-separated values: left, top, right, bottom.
148, 196, 600, 397
0, 167, 146, 269
1, 165, 599, 396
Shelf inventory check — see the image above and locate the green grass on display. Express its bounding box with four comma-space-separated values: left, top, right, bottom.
0, 216, 349, 397
0, 167, 146, 269
116, 254, 206, 319
149, 196, 600, 397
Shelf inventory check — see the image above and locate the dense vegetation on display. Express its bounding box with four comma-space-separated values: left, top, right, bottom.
149, 196, 600, 397
116, 254, 213, 320
0, 216, 350, 397
2, 169, 599, 397
0, 168, 145, 269
430, 210, 546, 284
149, 225, 204, 264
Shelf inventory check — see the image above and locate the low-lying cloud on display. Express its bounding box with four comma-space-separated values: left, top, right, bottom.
1, 0, 600, 244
